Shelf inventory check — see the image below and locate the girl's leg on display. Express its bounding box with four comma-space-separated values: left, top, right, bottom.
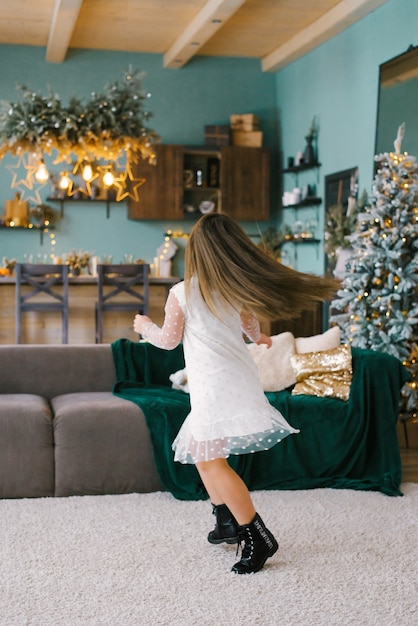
197, 457, 278, 574
196, 458, 240, 545
196, 457, 255, 525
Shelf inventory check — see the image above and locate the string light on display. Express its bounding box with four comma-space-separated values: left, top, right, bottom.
35, 159, 49, 183
103, 170, 115, 186
59, 172, 71, 190
82, 162, 93, 182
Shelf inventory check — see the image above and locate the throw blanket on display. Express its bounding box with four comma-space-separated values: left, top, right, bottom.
112, 339, 409, 500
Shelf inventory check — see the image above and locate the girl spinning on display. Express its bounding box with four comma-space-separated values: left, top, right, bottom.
134, 213, 338, 574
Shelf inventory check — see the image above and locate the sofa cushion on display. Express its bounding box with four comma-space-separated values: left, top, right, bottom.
290, 344, 353, 401
295, 325, 341, 353
52, 392, 164, 497
247, 331, 296, 391
0, 394, 54, 498
0, 344, 116, 399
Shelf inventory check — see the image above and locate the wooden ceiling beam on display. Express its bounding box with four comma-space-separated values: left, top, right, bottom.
262, 0, 389, 73
46, 0, 84, 63
163, 0, 245, 69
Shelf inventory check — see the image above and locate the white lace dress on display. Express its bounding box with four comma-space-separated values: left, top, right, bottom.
140, 278, 299, 464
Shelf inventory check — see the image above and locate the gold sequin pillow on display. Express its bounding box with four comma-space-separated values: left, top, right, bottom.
289, 344, 352, 401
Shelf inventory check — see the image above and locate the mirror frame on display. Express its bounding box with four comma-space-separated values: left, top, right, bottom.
375, 44, 418, 157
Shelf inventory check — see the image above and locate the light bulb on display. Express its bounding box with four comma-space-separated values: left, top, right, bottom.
103, 170, 115, 186
82, 163, 93, 181
35, 160, 49, 183
59, 172, 71, 190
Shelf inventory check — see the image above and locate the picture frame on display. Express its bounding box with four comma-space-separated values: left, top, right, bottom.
325, 167, 358, 211
323, 166, 359, 279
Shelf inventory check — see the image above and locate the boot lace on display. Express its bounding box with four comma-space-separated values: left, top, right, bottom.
235, 527, 254, 559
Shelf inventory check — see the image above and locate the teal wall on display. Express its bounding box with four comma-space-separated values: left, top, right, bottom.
275, 0, 418, 273
0, 46, 277, 275
0, 0, 416, 277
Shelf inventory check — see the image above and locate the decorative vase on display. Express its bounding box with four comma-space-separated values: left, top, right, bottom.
303, 135, 315, 165
334, 247, 353, 279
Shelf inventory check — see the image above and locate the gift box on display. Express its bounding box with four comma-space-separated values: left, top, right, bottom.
230, 113, 259, 131
232, 130, 263, 148
204, 125, 231, 146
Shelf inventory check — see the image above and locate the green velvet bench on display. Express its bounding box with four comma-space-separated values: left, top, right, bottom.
112, 339, 408, 499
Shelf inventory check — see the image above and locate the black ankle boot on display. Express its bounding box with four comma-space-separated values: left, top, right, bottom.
207, 503, 239, 545
231, 513, 278, 574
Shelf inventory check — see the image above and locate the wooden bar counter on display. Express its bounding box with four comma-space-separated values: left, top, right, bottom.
0, 275, 180, 344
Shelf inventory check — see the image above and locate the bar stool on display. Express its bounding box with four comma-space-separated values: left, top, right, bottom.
15, 263, 70, 344
95, 263, 150, 343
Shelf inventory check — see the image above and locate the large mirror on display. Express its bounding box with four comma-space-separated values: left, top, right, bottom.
375, 44, 418, 156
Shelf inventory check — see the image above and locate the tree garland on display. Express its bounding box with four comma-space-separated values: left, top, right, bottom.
0, 67, 160, 165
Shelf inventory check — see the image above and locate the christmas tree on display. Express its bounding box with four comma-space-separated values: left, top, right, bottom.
330, 123, 418, 422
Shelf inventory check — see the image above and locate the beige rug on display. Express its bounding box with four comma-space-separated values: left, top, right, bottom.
1, 484, 418, 626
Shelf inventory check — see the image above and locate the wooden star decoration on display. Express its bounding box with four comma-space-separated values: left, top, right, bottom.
68, 171, 100, 198
125, 174, 146, 202
6, 154, 37, 190
71, 157, 84, 176
112, 162, 146, 202
20, 181, 48, 206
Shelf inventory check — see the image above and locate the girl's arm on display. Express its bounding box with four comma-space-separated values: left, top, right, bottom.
240, 312, 272, 348
133, 290, 184, 350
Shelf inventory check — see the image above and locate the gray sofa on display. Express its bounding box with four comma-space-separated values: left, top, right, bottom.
0, 344, 163, 499
0, 342, 408, 501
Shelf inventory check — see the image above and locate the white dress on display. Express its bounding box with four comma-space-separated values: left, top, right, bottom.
140, 278, 299, 464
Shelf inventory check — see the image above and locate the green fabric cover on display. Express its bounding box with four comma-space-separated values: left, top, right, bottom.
112, 339, 408, 500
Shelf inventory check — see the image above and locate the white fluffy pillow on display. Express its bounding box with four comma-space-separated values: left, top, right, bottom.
247, 332, 296, 392
295, 325, 341, 354
169, 368, 189, 393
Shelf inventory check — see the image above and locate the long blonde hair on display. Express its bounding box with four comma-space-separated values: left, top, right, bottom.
185, 213, 339, 320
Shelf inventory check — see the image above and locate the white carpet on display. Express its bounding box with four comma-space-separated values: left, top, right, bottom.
1, 485, 418, 626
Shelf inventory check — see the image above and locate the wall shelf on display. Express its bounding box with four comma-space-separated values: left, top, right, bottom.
282, 162, 322, 269
282, 162, 321, 174
283, 237, 321, 244
128, 144, 270, 222
46, 196, 120, 219
282, 196, 322, 209
282, 237, 321, 262
0, 224, 53, 245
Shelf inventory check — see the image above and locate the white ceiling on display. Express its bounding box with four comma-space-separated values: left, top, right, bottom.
0, 0, 388, 71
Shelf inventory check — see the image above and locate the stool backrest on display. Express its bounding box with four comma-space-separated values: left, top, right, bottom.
96, 263, 149, 342
15, 263, 70, 343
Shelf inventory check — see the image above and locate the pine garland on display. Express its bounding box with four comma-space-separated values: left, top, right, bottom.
0, 67, 160, 164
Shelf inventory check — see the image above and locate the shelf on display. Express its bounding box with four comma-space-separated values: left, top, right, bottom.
282, 236, 321, 263
282, 196, 322, 209
184, 186, 220, 192
128, 143, 269, 221
184, 146, 222, 156
282, 237, 321, 245
46, 196, 120, 219
0, 224, 53, 245
282, 162, 321, 174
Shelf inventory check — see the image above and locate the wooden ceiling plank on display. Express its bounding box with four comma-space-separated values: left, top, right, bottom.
163, 0, 246, 69
261, 0, 389, 72
46, 0, 84, 63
